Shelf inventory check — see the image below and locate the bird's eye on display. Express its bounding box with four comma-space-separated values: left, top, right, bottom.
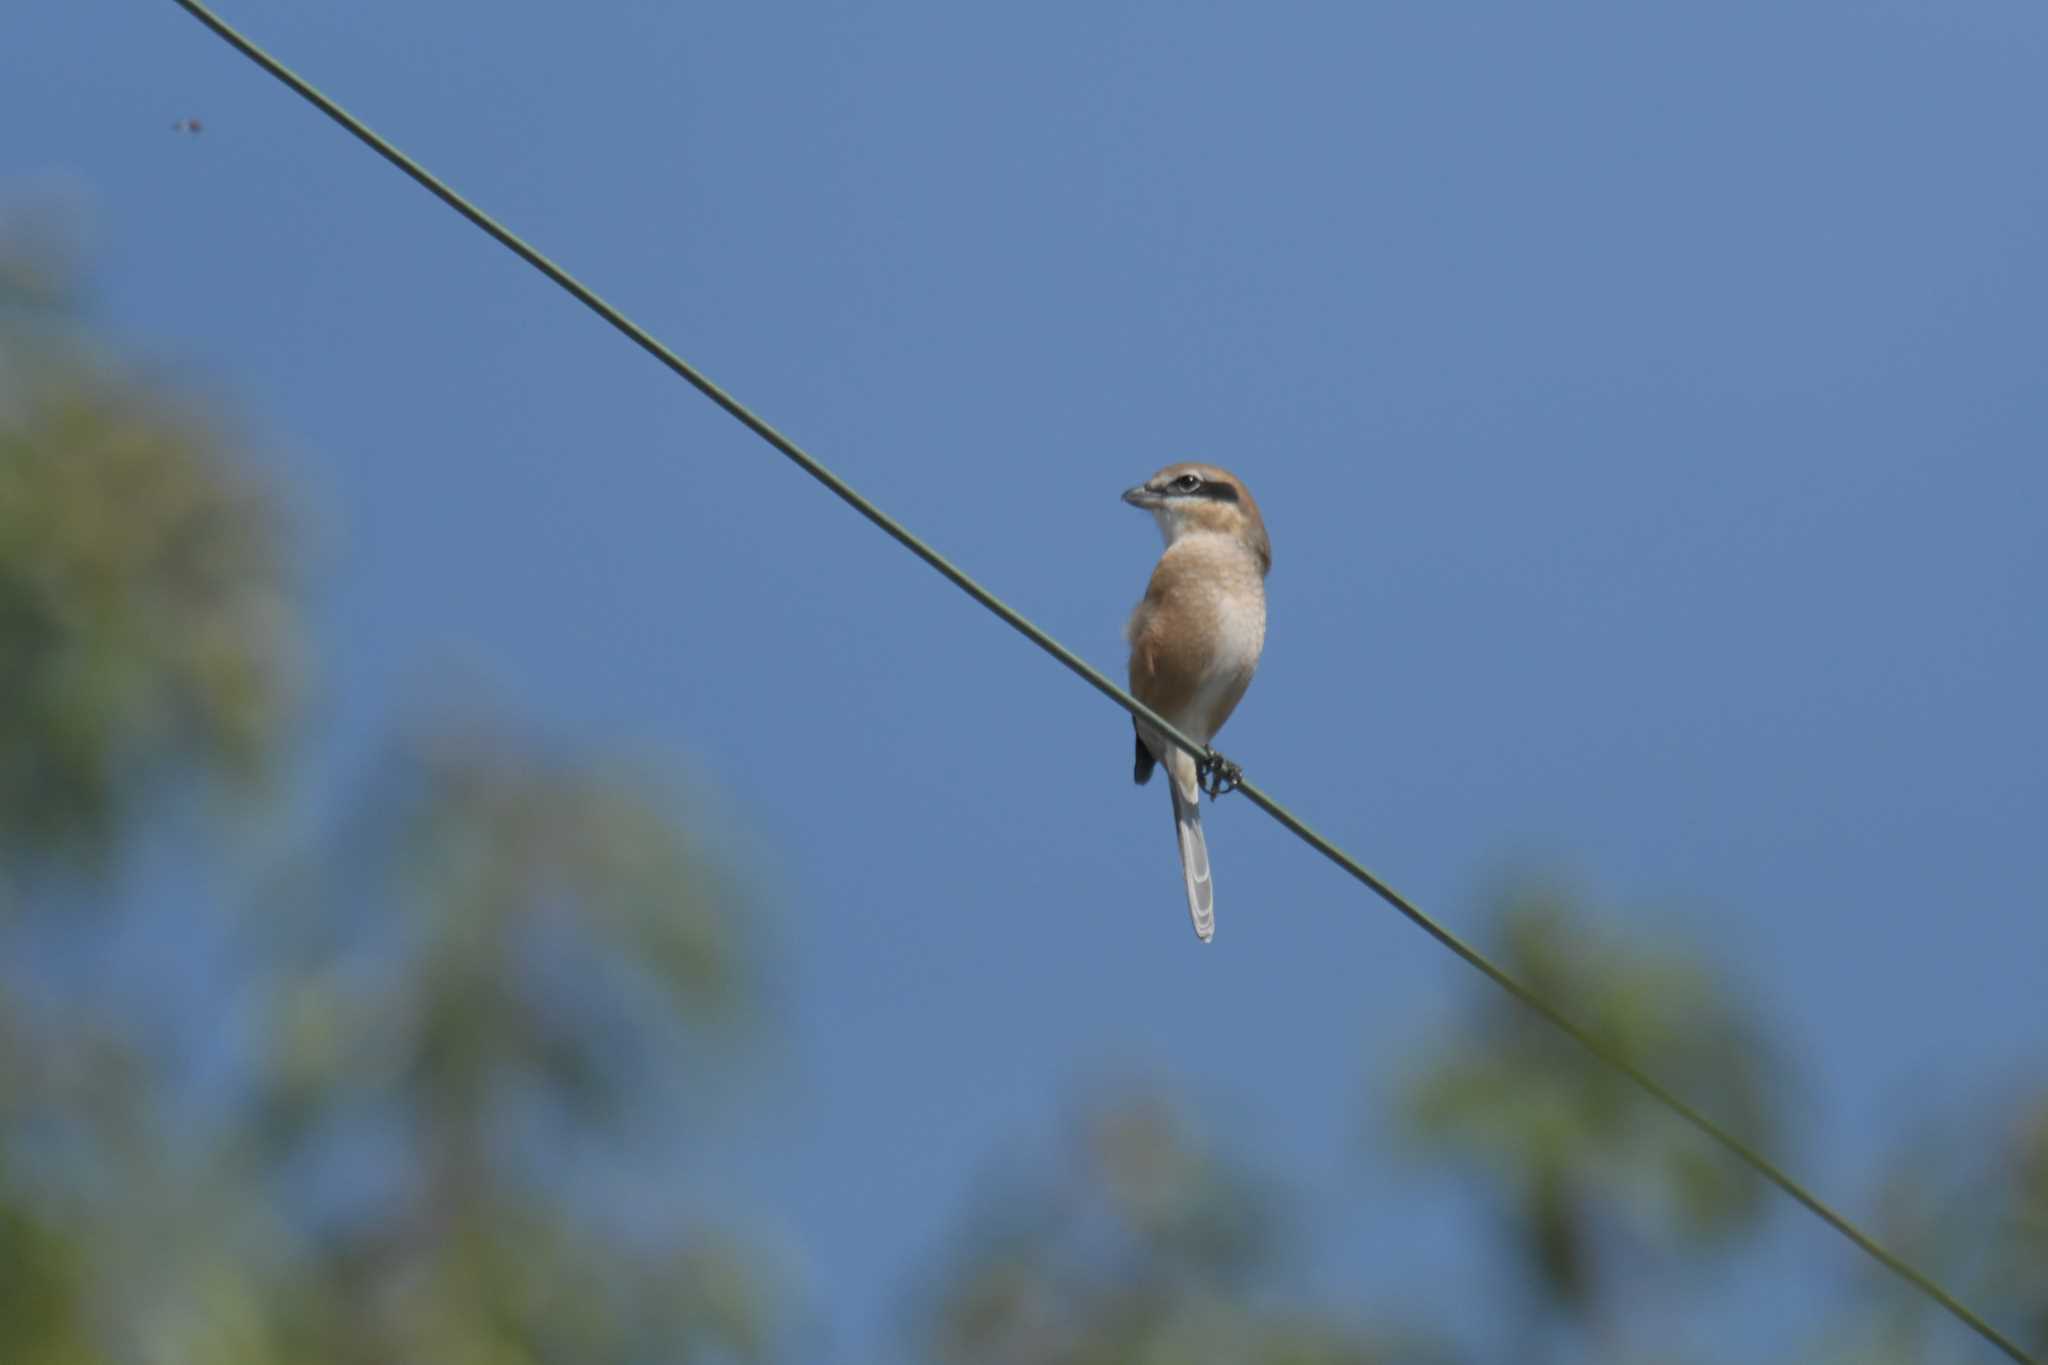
1175, 473, 1203, 492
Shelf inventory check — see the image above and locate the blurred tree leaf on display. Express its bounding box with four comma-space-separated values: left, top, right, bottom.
242, 718, 776, 1363
1822, 1092, 2048, 1364
917, 1091, 1446, 1365
252, 720, 755, 1148
0, 1196, 96, 1365
0, 980, 307, 1365
0, 223, 781, 1363
0, 238, 293, 869
0, 200, 86, 316
2003, 1099, 2048, 1350
1399, 885, 1782, 1333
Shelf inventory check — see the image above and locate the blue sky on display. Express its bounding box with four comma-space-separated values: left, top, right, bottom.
8, 1, 2046, 1358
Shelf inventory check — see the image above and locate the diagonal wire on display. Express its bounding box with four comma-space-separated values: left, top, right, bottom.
166, 3, 2033, 1360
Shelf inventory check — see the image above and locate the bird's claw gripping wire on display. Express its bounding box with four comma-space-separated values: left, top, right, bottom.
1198, 752, 1243, 801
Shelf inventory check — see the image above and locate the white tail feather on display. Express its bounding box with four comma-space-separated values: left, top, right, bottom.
1170, 783, 1215, 942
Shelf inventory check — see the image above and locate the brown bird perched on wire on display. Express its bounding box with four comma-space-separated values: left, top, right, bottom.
1122, 463, 1269, 942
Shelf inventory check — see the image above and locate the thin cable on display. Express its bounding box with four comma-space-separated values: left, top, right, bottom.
167, 4, 2033, 1360
166, 0, 1203, 772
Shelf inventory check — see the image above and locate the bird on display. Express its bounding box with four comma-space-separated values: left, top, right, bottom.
1122, 462, 1270, 941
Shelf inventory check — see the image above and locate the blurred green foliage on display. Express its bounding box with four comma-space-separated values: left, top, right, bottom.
0, 1198, 95, 1365
241, 723, 772, 1364
0, 229, 775, 1363
2009, 1103, 2048, 1347
1401, 886, 1782, 1331
1820, 1095, 2048, 1365
253, 724, 753, 1150
0, 251, 290, 866
918, 1091, 1444, 1365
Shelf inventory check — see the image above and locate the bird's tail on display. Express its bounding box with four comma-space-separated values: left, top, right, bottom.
1168, 778, 1215, 942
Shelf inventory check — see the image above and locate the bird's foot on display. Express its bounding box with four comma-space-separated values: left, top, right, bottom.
1198, 752, 1242, 801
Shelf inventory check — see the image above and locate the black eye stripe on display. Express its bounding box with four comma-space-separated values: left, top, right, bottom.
1152, 476, 1239, 503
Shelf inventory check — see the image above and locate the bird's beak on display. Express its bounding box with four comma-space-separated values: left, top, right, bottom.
1122, 485, 1164, 509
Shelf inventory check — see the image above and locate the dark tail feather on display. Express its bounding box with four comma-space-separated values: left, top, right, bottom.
1132, 726, 1156, 786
